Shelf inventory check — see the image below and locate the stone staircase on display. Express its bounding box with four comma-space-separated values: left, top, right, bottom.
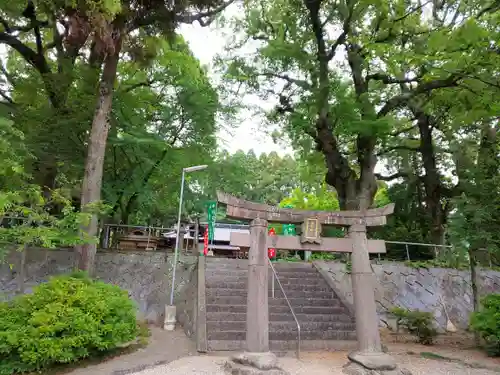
204, 258, 357, 352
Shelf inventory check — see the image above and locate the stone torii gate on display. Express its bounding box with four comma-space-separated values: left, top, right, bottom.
218, 192, 411, 375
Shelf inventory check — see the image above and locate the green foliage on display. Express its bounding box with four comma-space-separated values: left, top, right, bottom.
389, 307, 438, 345
0, 117, 27, 188
310, 252, 339, 261
371, 181, 437, 261
0, 273, 139, 375
278, 186, 345, 239
404, 259, 469, 270
103, 37, 220, 225
279, 185, 340, 211
470, 294, 500, 356
0, 117, 94, 258
344, 260, 352, 273
0, 187, 95, 253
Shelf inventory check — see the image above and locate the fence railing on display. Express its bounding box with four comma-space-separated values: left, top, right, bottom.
268, 258, 301, 359
384, 240, 452, 261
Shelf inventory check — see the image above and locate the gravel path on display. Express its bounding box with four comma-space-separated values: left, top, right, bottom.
131, 353, 500, 375
66, 328, 500, 375
68, 327, 196, 375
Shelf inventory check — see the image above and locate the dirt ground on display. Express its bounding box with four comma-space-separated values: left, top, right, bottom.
66, 327, 197, 375
63, 327, 500, 375
380, 328, 500, 370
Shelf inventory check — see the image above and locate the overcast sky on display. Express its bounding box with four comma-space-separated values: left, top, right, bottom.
179, 17, 287, 156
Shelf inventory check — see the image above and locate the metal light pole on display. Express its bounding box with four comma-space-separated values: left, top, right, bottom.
164, 164, 207, 331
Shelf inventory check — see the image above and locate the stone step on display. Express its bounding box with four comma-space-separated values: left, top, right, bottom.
207, 339, 357, 352
205, 262, 318, 272
206, 259, 314, 267
205, 269, 320, 278
207, 330, 356, 341
206, 321, 356, 332
206, 258, 249, 263
205, 282, 332, 292
205, 288, 335, 299
205, 268, 320, 276
206, 296, 342, 307
205, 265, 249, 272
207, 276, 324, 284
205, 279, 328, 289
206, 260, 248, 267
206, 312, 354, 323
206, 304, 349, 315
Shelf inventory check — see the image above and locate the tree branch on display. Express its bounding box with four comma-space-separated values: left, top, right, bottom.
375, 172, 408, 181
0, 16, 48, 33
377, 145, 420, 156
366, 72, 420, 85
390, 125, 417, 136
260, 72, 311, 89
0, 32, 49, 73
477, 0, 500, 18
393, 0, 432, 23
326, 1, 355, 60
0, 32, 62, 108
0, 89, 14, 105
122, 79, 156, 93
378, 73, 462, 117
176, 0, 235, 25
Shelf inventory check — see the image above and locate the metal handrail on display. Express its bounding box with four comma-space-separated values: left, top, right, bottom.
268, 259, 301, 359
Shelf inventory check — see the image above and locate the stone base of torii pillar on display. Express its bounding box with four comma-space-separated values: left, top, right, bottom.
341, 224, 412, 375
225, 352, 288, 375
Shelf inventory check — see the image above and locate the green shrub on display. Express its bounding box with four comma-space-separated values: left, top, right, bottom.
470, 293, 500, 356
0, 272, 139, 375
389, 307, 438, 345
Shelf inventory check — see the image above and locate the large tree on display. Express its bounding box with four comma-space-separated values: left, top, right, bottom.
217, 0, 499, 217
1, 0, 234, 272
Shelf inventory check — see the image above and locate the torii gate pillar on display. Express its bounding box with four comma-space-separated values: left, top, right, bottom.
343, 223, 411, 375
349, 223, 382, 353
246, 218, 270, 352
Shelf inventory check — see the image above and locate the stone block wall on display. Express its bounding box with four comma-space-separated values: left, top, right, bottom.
0, 248, 197, 326
175, 258, 198, 337
315, 261, 500, 331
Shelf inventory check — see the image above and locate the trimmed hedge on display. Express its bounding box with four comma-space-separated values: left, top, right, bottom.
0, 272, 139, 374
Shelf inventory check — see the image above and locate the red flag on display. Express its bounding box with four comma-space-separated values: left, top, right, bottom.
203, 227, 209, 255
268, 227, 276, 259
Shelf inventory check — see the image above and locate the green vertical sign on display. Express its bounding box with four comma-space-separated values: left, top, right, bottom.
206, 201, 217, 241
282, 204, 296, 235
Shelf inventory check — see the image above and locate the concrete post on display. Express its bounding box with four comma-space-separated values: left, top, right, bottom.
246, 218, 269, 352
179, 227, 186, 254
349, 223, 381, 353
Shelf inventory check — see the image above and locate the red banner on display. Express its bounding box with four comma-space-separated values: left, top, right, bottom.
268, 227, 276, 259
203, 227, 209, 256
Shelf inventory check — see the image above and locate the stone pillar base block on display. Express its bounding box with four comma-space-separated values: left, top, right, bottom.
348, 351, 397, 371
343, 360, 413, 375
225, 352, 289, 375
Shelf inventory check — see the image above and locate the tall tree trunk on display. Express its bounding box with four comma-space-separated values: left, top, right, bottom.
415, 109, 447, 250
468, 247, 481, 344
303, 1, 377, 213
76, 30, 123, 273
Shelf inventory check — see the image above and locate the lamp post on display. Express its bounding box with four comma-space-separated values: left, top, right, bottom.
164, 164, 207, 331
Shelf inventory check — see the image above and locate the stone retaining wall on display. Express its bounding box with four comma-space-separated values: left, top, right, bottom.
0, 248, 197, 325
315, 261, 500, 331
